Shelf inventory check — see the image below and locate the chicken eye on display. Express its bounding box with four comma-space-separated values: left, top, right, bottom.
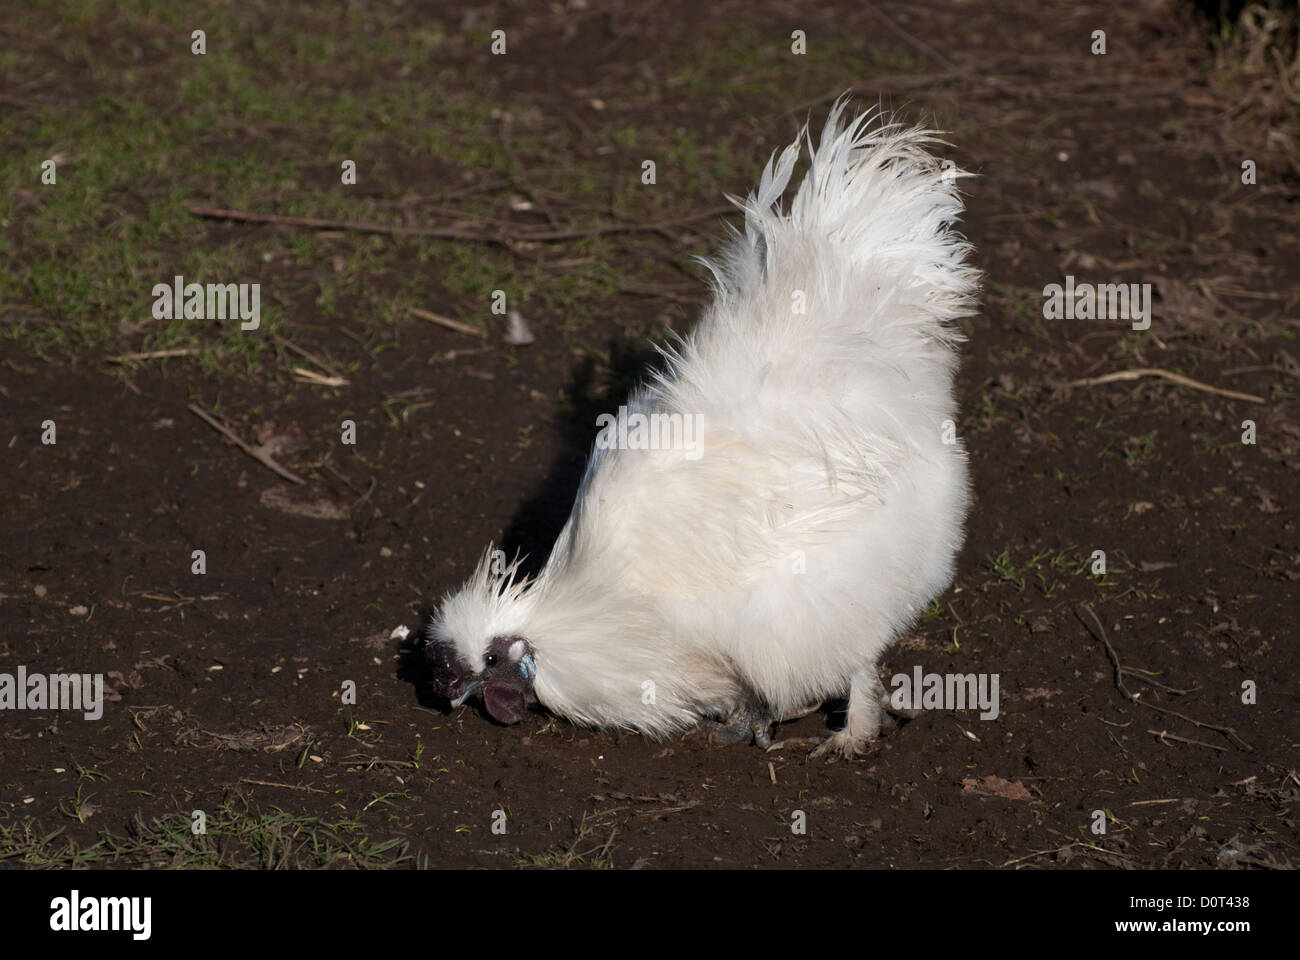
484, 653, 498, 668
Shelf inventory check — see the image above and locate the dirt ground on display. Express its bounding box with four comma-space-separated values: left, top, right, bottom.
1, 0, 1297, 869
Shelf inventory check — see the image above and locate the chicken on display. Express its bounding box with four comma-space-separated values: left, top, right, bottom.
423, 98, 978, 759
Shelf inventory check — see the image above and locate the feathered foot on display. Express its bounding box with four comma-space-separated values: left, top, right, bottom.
703, 704, 774, 747
771, 666, 886, 760
808, 728, 873, 760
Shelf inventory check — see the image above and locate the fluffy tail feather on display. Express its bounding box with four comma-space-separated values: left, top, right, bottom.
702, 96, 979, 341
642, 97, 979, 506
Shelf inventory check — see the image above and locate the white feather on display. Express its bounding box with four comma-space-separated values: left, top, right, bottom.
432, 98, 979, 742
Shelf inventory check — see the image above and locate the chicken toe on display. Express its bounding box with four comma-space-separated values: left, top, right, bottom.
704, 705, 774, 747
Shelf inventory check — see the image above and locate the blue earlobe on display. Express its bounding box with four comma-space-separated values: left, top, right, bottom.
519, 652, 536, 680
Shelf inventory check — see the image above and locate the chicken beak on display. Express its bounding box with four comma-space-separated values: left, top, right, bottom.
449, 679, 484, 708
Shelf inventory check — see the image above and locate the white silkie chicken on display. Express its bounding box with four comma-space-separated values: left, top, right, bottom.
424, 99, 978, 759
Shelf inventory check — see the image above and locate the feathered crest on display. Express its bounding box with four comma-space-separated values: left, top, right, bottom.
471, 543, 533, 603
429, 543, 536, 657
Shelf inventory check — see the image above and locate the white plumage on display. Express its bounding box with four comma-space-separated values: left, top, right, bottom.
426, 99, 979, 758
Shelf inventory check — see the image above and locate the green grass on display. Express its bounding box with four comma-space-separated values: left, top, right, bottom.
1, 3, 516, 371
984, 544, 1105, 596
513, 810, 616, 869
1, 4, 944, 379
0, 799, 411, 869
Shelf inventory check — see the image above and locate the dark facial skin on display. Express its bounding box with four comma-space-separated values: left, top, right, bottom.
426, 633, 536, 724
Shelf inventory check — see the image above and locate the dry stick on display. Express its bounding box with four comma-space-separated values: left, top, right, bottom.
239, 778, 327, 794
187, 204, 736, 245
140, 592, 193, 602
1140, 700, 1252, 752
498, 119, 562, 230
1001, 841, 1131, 869
109, 348, 195, 362
868, 6, 958, 71
1149, 728, 1228, 752
594, 826, 618, 862
1130, 672, 1198, 696
408, 306, 486, 338
344, 755, 414, 769
273, 334, 344, 379
526, 206, 738, 241
1077, 605, 1253, 752
373, 176, 511, 207
187, 402, 306, 485
1067, 368, 1265, 404
291, 368, 348, 387
1079, 604, 1132, 699
322, 463, 383, 518
338, 327, 369, 349
1221, 363, 1287, 377
352, 477, 378, 514
188, 205, 523, 249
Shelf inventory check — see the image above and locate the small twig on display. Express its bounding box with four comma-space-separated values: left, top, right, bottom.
352, 477, 377, 512
1067, 367, 1265, 404
1129, 672, 1198, 696
322, 461, 365, 496
139, 592, 195, 606
344, 755, 415, 769
1128, 798, 1182, 806
499, 117, 562, 230
188, 205, 526, 252
374, 177, 511, 208
1148, 728, 1227, 752
1078, 605, 1253, 752
322, 460, 382, 520
291, 367, 349, 387
1002, 841, 1131, 868
1137, 700, 1253, 752
239, 778, 326, 794
635, 802, 700, 818
187, 402, 306, 485
108, 348, 194, 362
595, 826, 618, 862
524, 205, 736, 242
409, 307, 487, 338
1215, 287, 1283, 300
187, 204, 737, 245
322, 463, 383, 519
338, 326, 370, 348
438, 347, 493, 362
273, 334, 344, 379
1077, 605, 1131, 699
1220, 364, 1285, 377
868, 6, 958, 71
